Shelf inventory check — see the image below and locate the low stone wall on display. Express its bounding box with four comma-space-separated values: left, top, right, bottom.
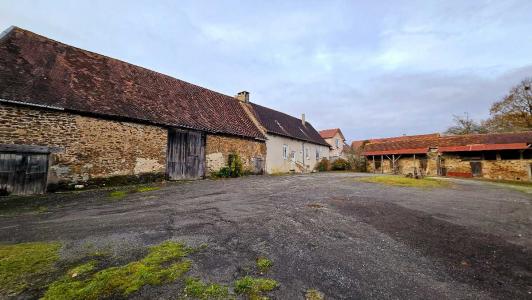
205, 135, 266, 175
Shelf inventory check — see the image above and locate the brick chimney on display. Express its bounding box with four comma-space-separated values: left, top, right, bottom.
235, 91, 250, 103
301, 113, 306, 126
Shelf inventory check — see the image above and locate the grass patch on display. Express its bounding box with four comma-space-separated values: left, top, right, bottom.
305, 289, 324, 300
256, 257, 273, 273
36, 206, 48, 213
136, 186, 160, 193
183, 277, 230, 299
234, 276, 278, 299
43, 241, 193, 299
108, 190, 128, 200
67, 261, 97, 278
0, 242, 61, 296
356, 176, 450, 188
475, 179, 532, 194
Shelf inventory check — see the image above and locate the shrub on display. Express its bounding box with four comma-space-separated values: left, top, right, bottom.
228, 153, 243, 178
332, 158, 351, 170
213, 167, 232, 178
212, 153, 244, 178
315, 158, 330, 172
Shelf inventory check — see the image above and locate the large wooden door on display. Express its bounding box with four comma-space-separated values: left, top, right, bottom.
166, 129, 205, 180
0, 152, 48, 195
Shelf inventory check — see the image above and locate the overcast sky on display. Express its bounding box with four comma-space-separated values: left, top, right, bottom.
1, 0, 531, 141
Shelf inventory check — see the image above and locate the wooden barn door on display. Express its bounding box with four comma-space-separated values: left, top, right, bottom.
0, 152, 48, 195
166, 129, 205, 180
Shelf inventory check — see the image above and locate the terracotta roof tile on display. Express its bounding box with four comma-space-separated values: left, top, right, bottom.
319, 128, 344, 139
360, 132, 532, 155
0, 27, 265, 140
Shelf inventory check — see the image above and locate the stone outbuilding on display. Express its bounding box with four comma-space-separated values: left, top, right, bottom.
356, 132, 532, 181
0, 26, 266, 195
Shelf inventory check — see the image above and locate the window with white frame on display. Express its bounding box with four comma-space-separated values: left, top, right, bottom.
335, 139, 339, 148
316, 148, 320, 160
306, 147, 310, 160
282, 144, 288, 159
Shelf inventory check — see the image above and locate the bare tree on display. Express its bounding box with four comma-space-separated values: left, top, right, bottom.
484, 78, 532, 132
445, 113, 487, 135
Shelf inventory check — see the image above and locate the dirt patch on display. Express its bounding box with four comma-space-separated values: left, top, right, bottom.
329, 198, 532, 298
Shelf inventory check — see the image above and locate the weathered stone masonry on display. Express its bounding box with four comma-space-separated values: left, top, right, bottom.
206, 135, 266, 175
0, 103, 167, 185
1, 103, 267, 186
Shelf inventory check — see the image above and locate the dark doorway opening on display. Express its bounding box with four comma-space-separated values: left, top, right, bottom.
470, 161, 482, 177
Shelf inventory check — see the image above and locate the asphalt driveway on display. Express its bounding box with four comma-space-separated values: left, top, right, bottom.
1, 173, 531, 299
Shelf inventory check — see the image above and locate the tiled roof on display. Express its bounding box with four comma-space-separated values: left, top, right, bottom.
354, 133, 439, 154
438, 132, 532, 147
0, 27, 265, 140
360, 132, 532, 155
319, 128, 344, 140
249, 103, 329, 146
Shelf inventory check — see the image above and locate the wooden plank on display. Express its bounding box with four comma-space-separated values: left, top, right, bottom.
0, 152, 48, 195
166, 129, 205, 180
0, 144, 63, 154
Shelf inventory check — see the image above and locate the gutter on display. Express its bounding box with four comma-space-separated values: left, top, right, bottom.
0, 98, 64, 111
0, 98, 267, 141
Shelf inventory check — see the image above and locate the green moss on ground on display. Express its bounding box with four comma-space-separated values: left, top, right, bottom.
305, 288, 324, 300
136, 186, 160, 193
0, 242, 61, 296
183, 277, 230, 299
256, 257, 273, 273
43, 241, 193, 300
356, 176, 451, 188
234, 276, 279, 300
108, 190, 128, 200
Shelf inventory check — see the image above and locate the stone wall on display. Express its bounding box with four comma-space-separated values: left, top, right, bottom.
366, 154, 435, 176
0, 103, 167, 185
443, 154, 532, 181
205, 134, 266, 175
365, 150, 532, 181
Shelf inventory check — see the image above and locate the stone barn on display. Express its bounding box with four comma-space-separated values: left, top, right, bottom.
357, 132, 532, 181
0, 26, 266, 195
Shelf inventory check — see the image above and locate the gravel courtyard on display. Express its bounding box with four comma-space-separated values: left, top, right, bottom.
1, 173, 531, 299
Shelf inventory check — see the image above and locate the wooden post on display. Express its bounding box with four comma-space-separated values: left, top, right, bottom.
381, 155, 384, 174
392, 154, 395, 174
413, 154, 416, 176
372, 156, 375, 173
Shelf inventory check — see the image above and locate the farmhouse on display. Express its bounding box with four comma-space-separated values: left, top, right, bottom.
236, 92, 330, 173
319, 128, 350, 160
355, 132, 532, 181
0, 26, 267, 195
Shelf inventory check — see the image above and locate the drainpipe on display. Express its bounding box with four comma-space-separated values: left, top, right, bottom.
302, 142, 306, 172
